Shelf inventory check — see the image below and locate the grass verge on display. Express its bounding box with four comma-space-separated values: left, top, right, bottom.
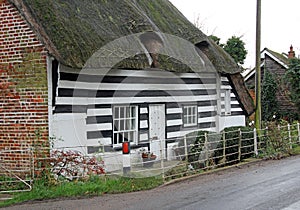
0, 175, 163, 208
291, 145, 300, 155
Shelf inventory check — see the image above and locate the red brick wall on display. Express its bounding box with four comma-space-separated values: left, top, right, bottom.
0, 0, 49, 174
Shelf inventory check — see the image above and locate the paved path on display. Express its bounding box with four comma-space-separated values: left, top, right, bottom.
4, 156, 300, 210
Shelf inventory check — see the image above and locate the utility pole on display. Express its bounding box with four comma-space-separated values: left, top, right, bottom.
255, 0, 262, 131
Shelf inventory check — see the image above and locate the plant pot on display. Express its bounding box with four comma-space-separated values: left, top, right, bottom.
142, 156, 156, 167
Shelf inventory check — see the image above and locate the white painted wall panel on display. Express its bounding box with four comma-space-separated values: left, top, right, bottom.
87, 108, 112, 116
52, 113, 88, 154
219, 115, 246, 132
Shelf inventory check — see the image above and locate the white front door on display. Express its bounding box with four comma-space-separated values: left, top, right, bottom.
149, 104, 166, 159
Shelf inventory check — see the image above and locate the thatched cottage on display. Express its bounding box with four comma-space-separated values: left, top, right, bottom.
0, 0, 254, 165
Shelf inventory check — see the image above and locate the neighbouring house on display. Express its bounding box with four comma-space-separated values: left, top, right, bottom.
244, 46, 298, 119
0, 0, 254, 171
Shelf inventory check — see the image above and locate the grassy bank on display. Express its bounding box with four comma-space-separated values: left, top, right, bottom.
0, 175, 163, 208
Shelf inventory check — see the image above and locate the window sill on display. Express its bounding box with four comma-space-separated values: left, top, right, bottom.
183, 124, 198, 128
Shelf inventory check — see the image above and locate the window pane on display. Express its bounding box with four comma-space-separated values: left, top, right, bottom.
115, 107, 119, 119
126, 107, 130, 118
114, 133, 118, 144
114, 120, 118, 131
124, 132, 128, 142
125, 119, 130, 130
131, 107, 135, 116
131, 131, 135, 142
130, 131, 135, 142
120, 119, 125, 130
183, 107, 187, 115
120, 107, 125, 118
192, 115, 196, 124
126, 132, 130, 142
119, 134, 122, 144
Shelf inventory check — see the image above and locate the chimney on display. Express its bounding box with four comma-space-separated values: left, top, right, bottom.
288, 45, 295, 58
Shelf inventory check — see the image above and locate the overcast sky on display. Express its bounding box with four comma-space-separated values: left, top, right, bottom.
169, 0, 300, 68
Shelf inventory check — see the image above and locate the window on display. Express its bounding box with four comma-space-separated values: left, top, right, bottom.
113, 106, 138, 146
183, 105, 197, 127
224, 89, 231, 115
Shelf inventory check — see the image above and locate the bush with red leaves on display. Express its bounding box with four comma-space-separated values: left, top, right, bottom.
50, 150, 105, 180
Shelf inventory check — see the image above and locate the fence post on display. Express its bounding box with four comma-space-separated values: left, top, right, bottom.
288, 124, 292, 150
223, 131, 226, 161
204, 133, 209, 169
238, 129, 242, 162
253, 128, 258, 156
160, 138, 165, 182
297, 122, 300, 144
184, 135, 188, 162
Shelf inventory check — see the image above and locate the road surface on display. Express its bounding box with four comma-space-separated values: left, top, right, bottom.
4, 156, 300, 210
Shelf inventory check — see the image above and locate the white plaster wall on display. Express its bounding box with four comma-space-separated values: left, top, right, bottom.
218, 115, 246, 132
51, 113, 88, 154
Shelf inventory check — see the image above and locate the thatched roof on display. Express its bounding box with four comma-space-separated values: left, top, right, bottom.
10, 0, 238, 73
10, 0, 254, 115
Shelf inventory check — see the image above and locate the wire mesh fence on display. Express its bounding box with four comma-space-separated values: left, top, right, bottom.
1, 122, 300, 192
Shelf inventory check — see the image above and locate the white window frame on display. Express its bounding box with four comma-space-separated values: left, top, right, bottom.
113, 105, 138, 146
224, 89, 231, 115
183, 105, 198, 127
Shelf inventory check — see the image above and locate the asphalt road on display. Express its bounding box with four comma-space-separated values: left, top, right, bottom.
4, 156, 300, 210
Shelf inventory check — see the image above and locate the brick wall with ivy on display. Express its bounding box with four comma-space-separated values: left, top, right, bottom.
264, 54, 298, 118
0, 0, 49, 173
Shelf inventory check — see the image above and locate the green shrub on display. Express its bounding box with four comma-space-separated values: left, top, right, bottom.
221, 126, 254, 162
259, 121, 293, 158
177, 130, 221, 169
176, 127, 254, 169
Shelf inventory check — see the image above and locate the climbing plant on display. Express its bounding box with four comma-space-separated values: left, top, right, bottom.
262, 69, 279, 121
285, 58, 300, 113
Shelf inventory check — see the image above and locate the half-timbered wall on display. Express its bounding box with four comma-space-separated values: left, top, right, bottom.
51, 67, 221, 152
51, 66, 246, 153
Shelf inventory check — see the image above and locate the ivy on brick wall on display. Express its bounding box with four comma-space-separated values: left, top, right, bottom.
285, 58, 300, 114
0, 50, 47, 99
262, 69, 279, 121
12, 51, 47, 90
